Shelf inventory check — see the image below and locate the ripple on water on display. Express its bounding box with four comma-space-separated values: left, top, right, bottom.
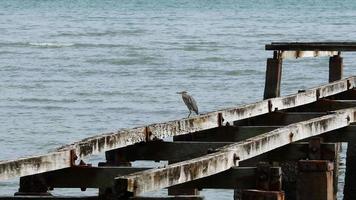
225, 69, 265, 76
86, 57, 159, 66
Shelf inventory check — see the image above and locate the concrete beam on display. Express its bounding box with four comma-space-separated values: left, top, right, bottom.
58, 77, 355, 158
0, 151, 72, 180
115, 107, 355, 195
280, 50, 338, 59
106, 141, 336, 163
19, 166, 281, 190
0, 77, 354, 181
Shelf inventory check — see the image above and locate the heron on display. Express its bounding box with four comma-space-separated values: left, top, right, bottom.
177, 91, 199, 118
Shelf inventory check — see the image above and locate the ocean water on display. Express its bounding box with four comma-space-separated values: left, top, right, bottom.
1, 0, 356, 198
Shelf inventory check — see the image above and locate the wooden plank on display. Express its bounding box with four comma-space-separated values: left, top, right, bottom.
106, 141, 335, 163
263, 57, 282, 99
266, 42, 356, 51
0, 77, 354, 181
0, 151, 72, 180
115, 107, 355, 195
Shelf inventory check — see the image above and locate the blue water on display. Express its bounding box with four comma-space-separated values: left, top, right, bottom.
1, 0, 356, 198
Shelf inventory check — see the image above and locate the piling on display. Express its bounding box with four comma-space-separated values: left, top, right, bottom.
297, 160, 334, 200
263, 52, 283, 99
329, 54, 343, 82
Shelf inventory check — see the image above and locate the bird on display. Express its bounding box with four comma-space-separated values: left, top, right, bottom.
177, 91, 199, 118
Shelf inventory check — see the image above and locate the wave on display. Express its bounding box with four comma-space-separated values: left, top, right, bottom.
0, 42, 129, 49
28, 42, 74, 48
53, 29, 147, 37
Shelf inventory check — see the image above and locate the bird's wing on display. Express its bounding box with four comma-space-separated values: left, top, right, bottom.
189, 96, 199, 114
182, 95, 191, 109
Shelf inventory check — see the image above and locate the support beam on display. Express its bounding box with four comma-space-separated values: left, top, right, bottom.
18, 166, 281, 190
280, 50, 338, 59
288, 99, 356, 112
173, 125, 356, 143
106, 141, 231, 163
115, 108, 355, 195
0, 151, 72, 180
19, 167, 149, 189
234, 112, 325, 126
296, 160, 334, 200
264, 56, 283, 99
265, 42, 356, 51
240, 142, 336, 166
56, 77, 354, 158
329, 55, 343, 83
106, 140, 336, 164
0, 77, 354, 181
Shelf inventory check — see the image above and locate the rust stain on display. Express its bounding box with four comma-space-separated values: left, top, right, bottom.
289, 132, 294, 142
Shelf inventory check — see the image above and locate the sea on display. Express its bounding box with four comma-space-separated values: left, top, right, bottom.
1, 0, 356, 199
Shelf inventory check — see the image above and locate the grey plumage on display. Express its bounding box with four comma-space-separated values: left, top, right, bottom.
177, 91, 199, 117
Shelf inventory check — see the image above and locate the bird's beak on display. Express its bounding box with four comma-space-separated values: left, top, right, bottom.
176, 92, 181, 94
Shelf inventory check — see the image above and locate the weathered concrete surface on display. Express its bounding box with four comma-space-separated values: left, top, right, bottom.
0, 151, 71, 180
58, 77, 355, 158
279, 50, 338, 59
115, 108, 355, 195
0, 77, 355, 181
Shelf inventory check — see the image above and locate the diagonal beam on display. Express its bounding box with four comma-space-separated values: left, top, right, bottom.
0, 151, 72, 180
58, 77, 355, 158
115, 107, 355, 195
0, 77, 354, 181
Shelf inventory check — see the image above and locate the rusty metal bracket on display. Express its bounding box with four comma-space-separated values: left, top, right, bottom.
70, 150, 78, 167
268, 100, 273, 113
347, 79, 352, 89
217, 113, 224, 127
308, 137, 322, 160
144, 127, 152, 142
316, 88, 321, 100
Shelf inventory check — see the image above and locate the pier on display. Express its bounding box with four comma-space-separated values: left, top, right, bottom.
2, 42, 356, 200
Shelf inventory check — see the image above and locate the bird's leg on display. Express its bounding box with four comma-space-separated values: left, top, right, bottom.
187, 110, 191, 118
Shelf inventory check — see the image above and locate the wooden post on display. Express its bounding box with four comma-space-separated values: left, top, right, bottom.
241, 190, 285, 200
264, 52, 283, 100
100, 152, 132, 199
343, 141, 356, 200
16, 175, 51, 196
297, 160, 334, 200
329, 54, 343, 83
